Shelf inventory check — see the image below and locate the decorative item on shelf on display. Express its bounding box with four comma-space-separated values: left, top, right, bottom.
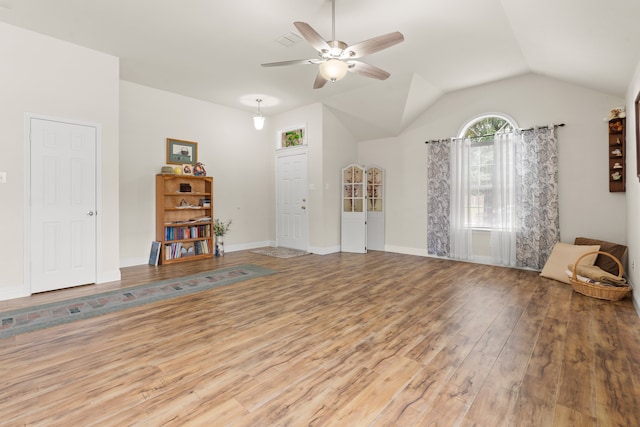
199, 198, 211, 207
607, 106, 626, 121
182, 164, 193, 175
193, 162, 206, 176
173, 166, 183, 175
611, 148, 622, 157
213, 218, 232, 257
179, 183, 192, 193
609, 120, 624, 133
161, 166, 174, 174
612, 171, 622, 181
613, 162, 623, 169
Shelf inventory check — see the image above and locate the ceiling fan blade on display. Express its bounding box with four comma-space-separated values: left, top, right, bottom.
343, 31, 404, 58
294, 21, 330, 53
313, 72, 328, 89
262, 58, 323, 67
347, 60, 391, 80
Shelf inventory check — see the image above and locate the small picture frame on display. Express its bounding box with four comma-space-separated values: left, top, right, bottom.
167, 138, 198, 165
182, 164, 193, 175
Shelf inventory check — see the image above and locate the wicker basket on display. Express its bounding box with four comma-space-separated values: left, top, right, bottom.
570, 251, 631, 301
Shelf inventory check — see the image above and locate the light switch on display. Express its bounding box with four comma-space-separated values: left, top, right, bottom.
0, 172, 6, 184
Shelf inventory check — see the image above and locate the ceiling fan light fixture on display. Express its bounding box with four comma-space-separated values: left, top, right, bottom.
253, 99, 265, 130
319, 59, 348, 82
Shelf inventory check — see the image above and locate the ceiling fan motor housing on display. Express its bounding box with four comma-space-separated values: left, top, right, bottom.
322, 40, 348, 59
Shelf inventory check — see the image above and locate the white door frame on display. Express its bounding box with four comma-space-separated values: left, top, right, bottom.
275, 146, 309, 251
23, 113, 102, 295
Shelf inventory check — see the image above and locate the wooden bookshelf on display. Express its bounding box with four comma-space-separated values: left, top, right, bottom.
155, 174, 213, 264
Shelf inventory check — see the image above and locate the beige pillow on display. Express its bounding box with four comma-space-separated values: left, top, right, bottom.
540, 242, 600, 284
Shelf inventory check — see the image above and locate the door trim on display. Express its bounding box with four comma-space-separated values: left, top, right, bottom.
23, 113, 102, 295
275, 146, 309, 251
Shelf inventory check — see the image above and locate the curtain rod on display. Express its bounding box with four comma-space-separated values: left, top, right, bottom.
424, 123, 565, 144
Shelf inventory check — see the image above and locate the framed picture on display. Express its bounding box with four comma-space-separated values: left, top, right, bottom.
182, 164, 193, 175
280, 126, 306, 149
148, 241, 161, 266
167, 138, 198, 165
635, 91, 640, 182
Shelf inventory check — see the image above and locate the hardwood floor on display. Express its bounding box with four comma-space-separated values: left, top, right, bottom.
1, 251, 639, 426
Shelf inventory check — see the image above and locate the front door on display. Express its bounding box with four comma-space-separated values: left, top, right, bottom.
276, 151, 309, 251
29, 117, 97, 293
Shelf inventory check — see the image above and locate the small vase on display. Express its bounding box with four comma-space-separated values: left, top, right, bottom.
215, 235, 224, 256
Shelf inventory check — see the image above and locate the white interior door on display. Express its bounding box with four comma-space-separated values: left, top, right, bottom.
341, 164, 367, 253
276, 151, 309, 251
366, 166, 385, 251
29, 117, 97, 293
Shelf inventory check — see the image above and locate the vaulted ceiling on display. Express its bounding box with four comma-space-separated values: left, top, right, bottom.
1, 0, 639, 140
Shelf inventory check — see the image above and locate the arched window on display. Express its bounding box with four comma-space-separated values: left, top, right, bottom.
457, 114, 517, 228
429, 113, 559, 269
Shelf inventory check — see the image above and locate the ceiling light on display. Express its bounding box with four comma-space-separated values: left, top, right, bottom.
253, 99, 265, 130
319, 59, 348, 82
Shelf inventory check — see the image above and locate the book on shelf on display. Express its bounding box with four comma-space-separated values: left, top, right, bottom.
163, 240, 209, 259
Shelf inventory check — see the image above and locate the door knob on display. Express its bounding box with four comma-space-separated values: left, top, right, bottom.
87, 211, 94, 216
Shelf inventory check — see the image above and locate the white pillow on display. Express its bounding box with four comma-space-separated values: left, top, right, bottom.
540, 242, 600, 284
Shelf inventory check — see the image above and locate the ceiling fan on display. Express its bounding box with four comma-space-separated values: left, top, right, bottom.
261, 0, 404, 89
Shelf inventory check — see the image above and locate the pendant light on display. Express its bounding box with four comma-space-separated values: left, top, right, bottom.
253, 99, 265, 130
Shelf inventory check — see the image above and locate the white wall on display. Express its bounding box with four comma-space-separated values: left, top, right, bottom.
0, 22, 120, 300
119, 81, 274, 266
321, 106, 358, 252
119, 92, 353, 264
358, 73, 626, 257
625, 61, 640, 310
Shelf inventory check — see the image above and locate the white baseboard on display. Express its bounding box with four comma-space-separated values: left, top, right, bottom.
309, 245, 340, 255
0, 284, 30, 301
97, 269, 121, 284
383, 245, 429, 257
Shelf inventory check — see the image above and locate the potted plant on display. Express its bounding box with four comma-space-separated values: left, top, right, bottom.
213, 219, 232, 256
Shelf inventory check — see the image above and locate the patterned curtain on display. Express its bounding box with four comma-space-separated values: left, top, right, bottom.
426, 126, 559, 270
427, 139, 451, 257
515, 127, 560, 269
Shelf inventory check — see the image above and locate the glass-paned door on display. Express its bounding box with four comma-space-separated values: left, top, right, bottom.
341, 164, 366, 253
366, 167, 385, 250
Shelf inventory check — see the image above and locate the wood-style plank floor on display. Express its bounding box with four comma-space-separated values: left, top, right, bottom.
1, 250, 639, 426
